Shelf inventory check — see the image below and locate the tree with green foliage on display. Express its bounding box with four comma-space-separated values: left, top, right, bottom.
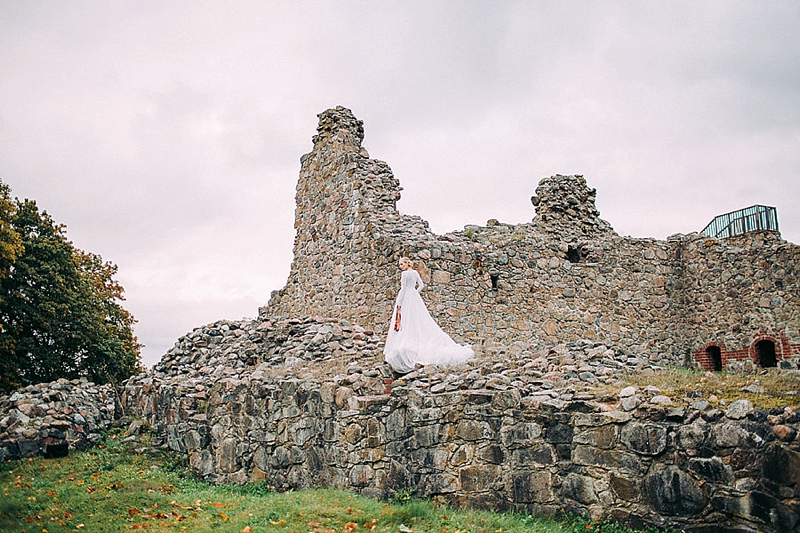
0, 184, 141, 392
0, 180, 23, 282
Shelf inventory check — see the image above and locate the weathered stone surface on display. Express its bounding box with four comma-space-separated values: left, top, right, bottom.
216, 437, 238, 472
573, 425, 618, 448
771, 424, 796, 442
455, 421, 489, 442
562, 473, 598, 504
501, 422, 543, 447
688, 457, 733, 483
459, 465, 500, 492
712, 423, 750, 448
350, 464, 374, 486
712, 492, 799, 532
643, 466, 707, 516
678, 420, 708, 449
650, 395, 673, 406
762, 445, 800, 487
544, 422, 573, 444
572, 445, 643, 474
511, 444, 556, 466
620, 423, 668, 455
726, 399, 754, 420
609, 474, 639, 502
620, 396, 640, 411
511, 471, 553, 503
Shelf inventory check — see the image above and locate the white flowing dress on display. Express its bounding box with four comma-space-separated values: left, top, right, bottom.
383, 268, 475, 373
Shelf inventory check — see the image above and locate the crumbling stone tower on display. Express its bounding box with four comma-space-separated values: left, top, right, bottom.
263, 106, 800, 370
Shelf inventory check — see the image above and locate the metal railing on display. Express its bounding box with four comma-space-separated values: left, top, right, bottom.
701, 205, 779, 239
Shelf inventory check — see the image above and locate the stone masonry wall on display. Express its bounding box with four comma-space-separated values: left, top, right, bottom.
262, 106, 800, 370
0, 379, 116, 461
679, 231, 800, 370
121, 366, 800, 532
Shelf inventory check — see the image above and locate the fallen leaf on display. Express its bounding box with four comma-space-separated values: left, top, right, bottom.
242, 526, 252, 533
128, 508, 141, 517
211, 502, 225, 508
344, 521, 358, 533
76, 523, 85, 529
219, 512, 230, 522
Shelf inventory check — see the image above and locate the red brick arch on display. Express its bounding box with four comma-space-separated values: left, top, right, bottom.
750, 335, 782, 366
694, 341, 727, 371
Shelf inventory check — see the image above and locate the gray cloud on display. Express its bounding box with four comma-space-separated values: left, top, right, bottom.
1, 0, 797, 364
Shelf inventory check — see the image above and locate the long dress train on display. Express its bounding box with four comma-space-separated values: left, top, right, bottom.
383, 268, 475, 373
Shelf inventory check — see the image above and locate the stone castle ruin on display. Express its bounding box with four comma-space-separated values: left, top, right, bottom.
1, 107, 799, 532
264, 107, 800, 371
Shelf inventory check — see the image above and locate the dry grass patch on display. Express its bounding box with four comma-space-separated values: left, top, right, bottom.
592, 368, 800, 410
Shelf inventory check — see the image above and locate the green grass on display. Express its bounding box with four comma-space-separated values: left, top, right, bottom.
0, 434, 640, 533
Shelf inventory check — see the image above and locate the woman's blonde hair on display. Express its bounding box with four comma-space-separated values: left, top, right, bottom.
398, 256, 413, 268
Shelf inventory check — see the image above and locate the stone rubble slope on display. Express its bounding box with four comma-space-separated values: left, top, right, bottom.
0, 378, 116, 461
153, 315, 383, 378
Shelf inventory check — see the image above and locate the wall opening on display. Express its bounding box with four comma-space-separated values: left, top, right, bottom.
566, 246, 582, 263
706, 345, 723, 371
755, 340, 777, 368
490, 273, 499, 290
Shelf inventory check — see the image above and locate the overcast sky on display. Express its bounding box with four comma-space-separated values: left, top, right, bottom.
2, 0, 798, 365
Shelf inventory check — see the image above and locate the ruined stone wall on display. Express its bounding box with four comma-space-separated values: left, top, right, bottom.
120, 370, 800, 532
0, 379, 116, 461
680, 231, 800, 370
3, 315, 798, 531
262, 106, 800, 369
264, 107, 407, 331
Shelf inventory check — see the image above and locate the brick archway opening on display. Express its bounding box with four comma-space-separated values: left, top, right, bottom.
706, 345, 723, 371
754, 339, 777, 368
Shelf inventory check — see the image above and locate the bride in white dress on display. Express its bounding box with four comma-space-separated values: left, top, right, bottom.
383, 256, 475, 373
